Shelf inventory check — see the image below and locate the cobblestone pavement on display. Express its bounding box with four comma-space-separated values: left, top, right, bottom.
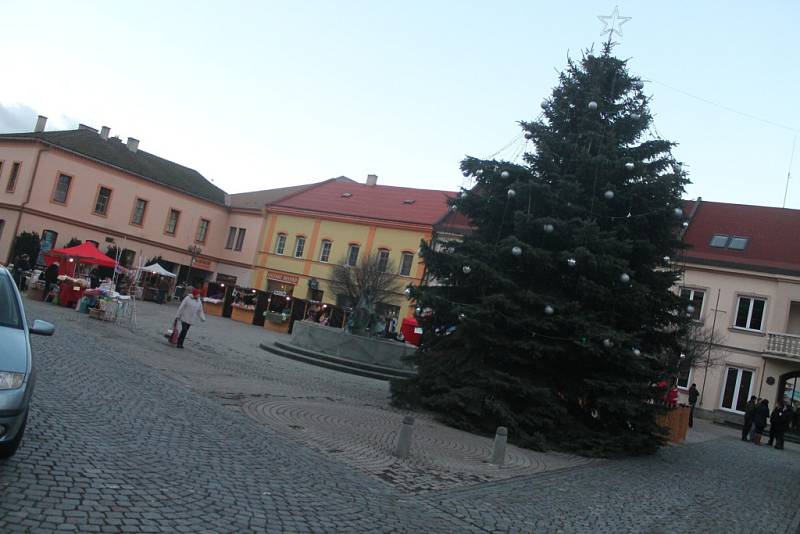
2, 298, 800, 533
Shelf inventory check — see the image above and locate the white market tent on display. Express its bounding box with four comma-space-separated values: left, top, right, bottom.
140, 263, 177, 278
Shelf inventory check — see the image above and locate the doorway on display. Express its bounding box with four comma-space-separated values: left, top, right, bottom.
720, 366, 754, 413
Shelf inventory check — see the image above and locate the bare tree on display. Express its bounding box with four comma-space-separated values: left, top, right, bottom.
329, 252, 404, 335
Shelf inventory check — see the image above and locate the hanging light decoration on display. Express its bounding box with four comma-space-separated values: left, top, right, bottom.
511, 246, 522, 257
458, 312, 466, 321
543, 223, 554, 233
625, 162, 635, 170
673, 207, 683, 218
604, 190, 615, 200
682, 221, 689, 228
588, 101, 598, 110
462, 265, 471, 274
544, 305, 554, 315
632, 348, 641, 357
501, 171, 510, 179
476, 169, 484, 176
507, 188, 516, 198
620, 273, 631, 284
567, 258, 577, 267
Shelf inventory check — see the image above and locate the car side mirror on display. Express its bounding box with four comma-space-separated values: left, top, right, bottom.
30, 319, 55, 336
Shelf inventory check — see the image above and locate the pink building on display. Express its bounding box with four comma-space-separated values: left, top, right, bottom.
0, 117, 262, 287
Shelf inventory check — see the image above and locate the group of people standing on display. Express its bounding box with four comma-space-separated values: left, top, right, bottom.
741, 396, 793, 449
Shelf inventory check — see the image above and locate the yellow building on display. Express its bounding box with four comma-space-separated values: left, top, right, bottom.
252, 175, 456, 323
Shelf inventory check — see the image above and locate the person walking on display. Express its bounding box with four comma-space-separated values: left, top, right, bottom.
752, 399, 770, 445
687, 383, 700, 428
174, 288, 206, 349
43, 262, 60, 301
741, 395, 757, 441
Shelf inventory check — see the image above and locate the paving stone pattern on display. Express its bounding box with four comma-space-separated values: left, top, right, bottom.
1, 299, 799, 533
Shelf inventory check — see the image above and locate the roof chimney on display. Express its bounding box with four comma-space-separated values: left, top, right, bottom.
34, 115, 47, 133
100, 126, 110, 140
126, 137, 139, 153
366, 174, 378, 186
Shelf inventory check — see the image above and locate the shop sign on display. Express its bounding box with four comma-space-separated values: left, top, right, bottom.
272, 290, 287, 297
194, 257, 212, 269
268, 271, 299, 285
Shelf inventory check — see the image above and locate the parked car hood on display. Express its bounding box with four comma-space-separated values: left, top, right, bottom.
0, 326, 29, 374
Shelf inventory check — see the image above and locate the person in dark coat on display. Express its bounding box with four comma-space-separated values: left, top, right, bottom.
771, 402, 793, 450
88, 267, 100, 289
752, 399, 770, 445
157, 276, 171, 304
43, 262, 60, 301
687, 384, 700, 428
741, 396, 757, 441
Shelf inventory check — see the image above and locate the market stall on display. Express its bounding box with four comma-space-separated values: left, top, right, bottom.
136, 262, 176, 303
203, 282, 229, 317
230, 287, 259, 324
43, 243, 119, 306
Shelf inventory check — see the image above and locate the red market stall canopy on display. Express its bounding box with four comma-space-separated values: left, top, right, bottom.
44, 242, 119, 270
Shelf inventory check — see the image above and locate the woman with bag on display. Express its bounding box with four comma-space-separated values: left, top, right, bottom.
174, 288, 206, 349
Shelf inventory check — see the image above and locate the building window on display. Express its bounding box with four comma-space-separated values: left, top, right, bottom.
120, 249, 136, 268
226, 227, 237, 250
196, 219, 210, 243
294, 236, 306, 258
234, 228, 246, 251
377, 249, 390, 272
52, 173, 72, 203
680, 287, 705, 321
0, 219, 4, 242
93, 186, 112, 215
319, 240, 332, 263
709, 234, 729, 248
131, 198, 147, 226
720, 366, 754, 413
274, 233, 287, 255
709, 234, 749, 250
399, 252, 414, 276
728, 236, 749, 250
6, 162, 20, 193
676, 365, 692, 390
735, 296, 766, 331
165, 209, 180, 235
346, 244, 360, 267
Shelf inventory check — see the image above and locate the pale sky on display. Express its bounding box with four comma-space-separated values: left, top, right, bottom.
1, 1, 798, 208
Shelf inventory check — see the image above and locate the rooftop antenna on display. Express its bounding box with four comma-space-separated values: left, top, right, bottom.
782, 135, 797, 208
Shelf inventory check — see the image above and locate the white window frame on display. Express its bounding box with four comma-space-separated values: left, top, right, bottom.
319, 240, 332, 263
294, 236, 306, 258
225, 227, 237, 250
719, 366, 755, 414
234, 228, 246, 251
680, 287, 706, 322
399, 252, 414, 276
734, 295, 767, 332
676, 366, 692, 390
275, 233, 287, 255
346, 244, 360, 267
377, 249, 390, 272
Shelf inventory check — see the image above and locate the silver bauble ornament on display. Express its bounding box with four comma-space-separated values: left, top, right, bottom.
524, 131, 533, 139
458, 313, 466, 321
620, 273, 631, 284
682, 221, 689, 228
415, 307, 422, 315
686, 304, 695, 314
544, 305, 554, 315
543, 223, 554, 233
588, 101, 598, 110
507, 188, 516, 198
632, 348, 641, 357
603, 338, 613, 348
663, 256, 671, 263
673, 163, 682, 173
462, 170, 470, 177
604, 190, 615, 200
625, 162, 635, 170
541, 100, 548, 109
476, 169, 484, 175
673, 207, 683, 218
403, 287, 412, 297
567, 258, 577, 267
460, 191, 468, 199
501, 171, 510, 179
631, 113, 641, 120
511, 246, 522, 257
462, 265, 471, 274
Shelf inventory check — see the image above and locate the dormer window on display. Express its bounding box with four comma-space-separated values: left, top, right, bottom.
403, 199, 416, 205
709, 234, 749, 250
341, 192, 352, 198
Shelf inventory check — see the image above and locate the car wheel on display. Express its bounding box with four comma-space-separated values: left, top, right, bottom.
0, 413, 28, 459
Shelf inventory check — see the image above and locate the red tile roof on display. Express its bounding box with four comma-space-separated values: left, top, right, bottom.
270, 179, 457, 227
683, 199, 800, 275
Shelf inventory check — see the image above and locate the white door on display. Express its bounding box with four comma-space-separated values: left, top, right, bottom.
720, 366, 754, 413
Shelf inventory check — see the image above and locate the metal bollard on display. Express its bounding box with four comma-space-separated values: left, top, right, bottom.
394, 416, 415, 458
490, 426, 508, 465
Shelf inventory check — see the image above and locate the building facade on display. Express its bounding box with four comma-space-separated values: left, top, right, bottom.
678, 199, 800, 421
253, 175, 456, 321
0, 118, 263, 287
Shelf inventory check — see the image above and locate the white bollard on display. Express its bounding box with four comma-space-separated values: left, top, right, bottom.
395, 416, 415, 458
490, 426, 508, 466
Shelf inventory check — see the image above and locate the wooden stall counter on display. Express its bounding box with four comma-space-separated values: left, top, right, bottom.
263, 311, 290, 334
203, 300, 224, 317
231, 305, 255, 325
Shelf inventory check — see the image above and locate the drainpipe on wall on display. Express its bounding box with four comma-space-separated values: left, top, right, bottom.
7, 142, 49, 263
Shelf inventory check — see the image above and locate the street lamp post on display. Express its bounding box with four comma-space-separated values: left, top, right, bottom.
184, 244, 202, 292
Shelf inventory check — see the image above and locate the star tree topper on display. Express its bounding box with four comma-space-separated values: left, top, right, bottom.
598, 6, 631, 39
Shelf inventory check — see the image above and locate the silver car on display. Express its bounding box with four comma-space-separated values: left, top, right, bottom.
0, 266, 54, 459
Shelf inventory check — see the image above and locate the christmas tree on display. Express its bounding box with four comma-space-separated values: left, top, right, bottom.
391, 43, 691, 457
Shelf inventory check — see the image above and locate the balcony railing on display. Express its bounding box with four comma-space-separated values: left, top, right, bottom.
765, 332, 800, 360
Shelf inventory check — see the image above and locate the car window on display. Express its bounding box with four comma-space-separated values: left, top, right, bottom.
0, 273, 23, 329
